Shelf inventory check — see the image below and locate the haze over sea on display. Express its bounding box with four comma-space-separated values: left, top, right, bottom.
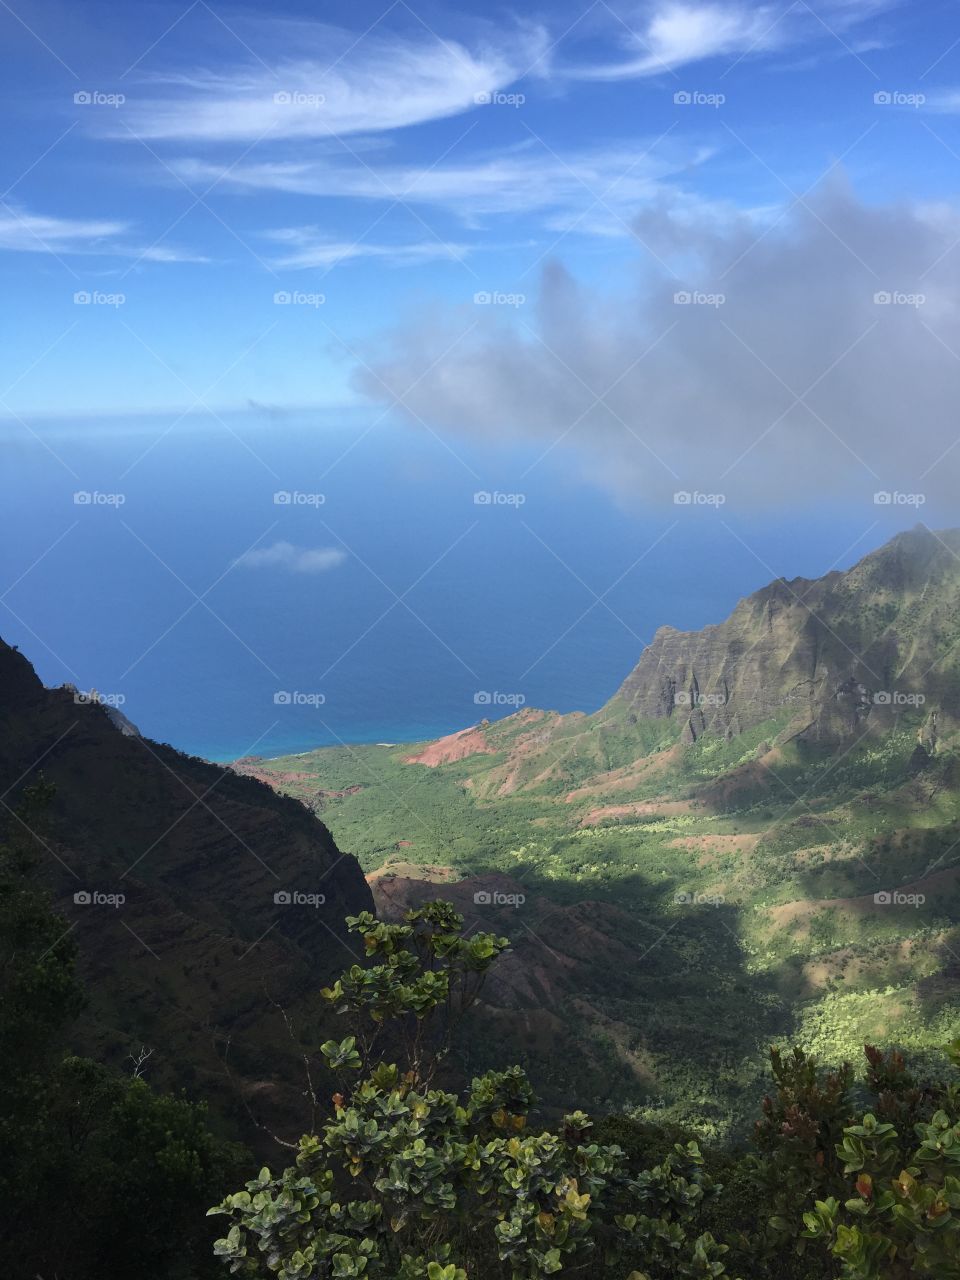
0, 413, 939, 762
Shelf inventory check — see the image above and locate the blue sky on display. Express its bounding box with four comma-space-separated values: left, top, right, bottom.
3, 0, 959, 441
4, 0, 960, 750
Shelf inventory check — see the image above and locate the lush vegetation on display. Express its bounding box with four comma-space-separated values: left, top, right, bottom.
236, 716, 960, 1136
210, 898, 960, 1278
5, 773, 959, 1278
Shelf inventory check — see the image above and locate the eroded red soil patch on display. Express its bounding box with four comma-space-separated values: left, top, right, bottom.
403, 725, 496, 767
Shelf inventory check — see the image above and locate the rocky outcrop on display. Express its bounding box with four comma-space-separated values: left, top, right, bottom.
62, 686, 141, 736
608, 525, 960, 746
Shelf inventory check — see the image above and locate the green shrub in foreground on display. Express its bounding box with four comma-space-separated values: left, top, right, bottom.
801, 1056, 960, 1278
209, 897, 960, 1279
209, 902, 736, 1279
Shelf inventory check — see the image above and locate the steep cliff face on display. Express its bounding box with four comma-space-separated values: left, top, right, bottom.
609, 526, 960, 746
0, 638, 373, 1144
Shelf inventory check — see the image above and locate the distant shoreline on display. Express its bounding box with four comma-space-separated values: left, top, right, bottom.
197, 725, 459, 766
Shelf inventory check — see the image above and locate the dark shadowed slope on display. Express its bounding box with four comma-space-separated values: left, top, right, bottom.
0, 637, 373, 1145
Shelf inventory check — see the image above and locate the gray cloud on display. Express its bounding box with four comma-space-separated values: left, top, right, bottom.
353, 179, 960, 507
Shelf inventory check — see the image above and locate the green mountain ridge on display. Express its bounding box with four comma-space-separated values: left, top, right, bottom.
235, 525, 960, 1135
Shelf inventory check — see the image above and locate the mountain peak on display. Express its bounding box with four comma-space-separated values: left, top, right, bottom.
612, 526, 960, 747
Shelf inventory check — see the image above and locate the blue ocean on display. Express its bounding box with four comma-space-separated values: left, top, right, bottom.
1, 412, 933, 761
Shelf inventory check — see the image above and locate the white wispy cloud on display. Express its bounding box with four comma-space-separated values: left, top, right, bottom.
924, 90, 960, 113
104, 4, 896, 147
567, 0, 897, 80
136, 244, 213, 264
233, 541, 347, 573
0, 205, 208, 263
176, 141, 710, 227
581, 2, 784, 79
0, 208, 130, 254
263, 228, 474, 269
112, 21, 549, 142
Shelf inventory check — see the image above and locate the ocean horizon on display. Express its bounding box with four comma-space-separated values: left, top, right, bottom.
3, 414, 941, 763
